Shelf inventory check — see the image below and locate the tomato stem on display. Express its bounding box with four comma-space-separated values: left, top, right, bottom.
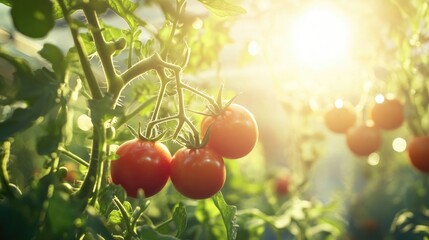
75, 122, 104, 202
145, 68, 171, 137
154, 218, 174, 231
120, 53, 182, 85
115, 96, 157, 128
83, 6, 124, 100
127, 30, 136, 69
161, 0, 187, 60
181, 83, 218, 108
113, 196, 134, 239
58, 147, 89, 168
146, 115, 179, 133
0, 140, 15, 199
58, 0, 102, 100
130, 207, 147, 233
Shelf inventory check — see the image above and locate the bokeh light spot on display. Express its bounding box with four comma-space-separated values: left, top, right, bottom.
77, 114, 93, 131
367, 153, 380, 166
392, 137, 407, 152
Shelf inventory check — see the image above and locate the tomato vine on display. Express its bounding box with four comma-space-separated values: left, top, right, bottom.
0, 0, 251, 239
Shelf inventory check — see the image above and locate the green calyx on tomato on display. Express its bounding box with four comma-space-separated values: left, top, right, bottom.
126, 123, 166, 142
110, 139, 172, 198
201, 103, 258, 159
170, 147, 225, 199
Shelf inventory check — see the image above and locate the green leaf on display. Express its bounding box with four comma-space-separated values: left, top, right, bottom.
212, 192, 238, 240
85, 207, 115, 240
66, 47, 86, 79
79, 32, 97, 57
0, 51, 60, 142
108, 210, 123, 225
51, 0, 77, 19
88, 95, 123, 126
198, 0, 246, 17
140, 226, 181, 240
0, 0, 11, 7
98, 184, 127, 216
123, 201, 133, 215
46, 192, 80, 235
107, 0, 146, 29
38, 43, 67, 80
11, 0, 54, 38
172, 202, 187, 237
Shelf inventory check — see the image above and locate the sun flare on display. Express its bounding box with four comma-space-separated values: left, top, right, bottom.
291, 4, 351, 68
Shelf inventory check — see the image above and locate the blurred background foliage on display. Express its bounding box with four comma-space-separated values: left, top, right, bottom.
1, 0, 429, 239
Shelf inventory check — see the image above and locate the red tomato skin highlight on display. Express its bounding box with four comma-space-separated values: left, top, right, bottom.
201, 104, 258, 159
408, 136, 429, 173
110, 139, 172, 198
170, 147, 225, 199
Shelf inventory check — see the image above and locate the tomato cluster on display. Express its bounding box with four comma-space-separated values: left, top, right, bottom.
324, 96, 404, 157
110, 104, 258, 199
171, 103, 258, 199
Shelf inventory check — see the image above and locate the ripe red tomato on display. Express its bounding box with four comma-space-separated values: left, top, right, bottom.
346, 124, 381, 156
408, 136, 429, 173
64, 162, 79, 183
110, 139, 172, 198
371, 98, 404, 130
170, 147, 225, 199
358, 219, 379, 233
201, 104, 258, 159
274, 176, 289, 196
324, 104, 356, 134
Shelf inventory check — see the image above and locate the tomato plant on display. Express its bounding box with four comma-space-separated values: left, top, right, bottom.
170, 147, 225, 199
201, 104, 258, 159
370, 98, 404, 130
0, 0, 248, 238
110, 139, 172, 198
1, 0, 429, 239
346, 124, 382, 156
324, 103, 356, 134
407, 136, 429, 173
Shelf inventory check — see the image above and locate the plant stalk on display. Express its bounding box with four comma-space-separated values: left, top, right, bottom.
0, 140, 14, 198
83, 7, 123, 99
75, 123, 103, 201
58, 0, 102, 100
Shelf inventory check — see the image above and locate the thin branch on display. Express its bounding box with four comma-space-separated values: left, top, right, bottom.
59, 147, 89, 168
58, 0, 102, 100
0, 140, 14, 198
83, 7, 123, 98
